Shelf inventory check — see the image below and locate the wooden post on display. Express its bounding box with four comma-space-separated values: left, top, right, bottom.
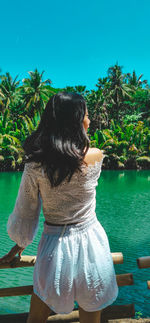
147, 281, 150, 289
116, 273, 134, 286
112, 252, 123, 264
0, 273, 133, 297
0, 285, 33, 297
137, 256, 150, 269
101, 304, 135, 321
0, 256, 36, 269
0, 304, 135, 322
0, 252, 123, 269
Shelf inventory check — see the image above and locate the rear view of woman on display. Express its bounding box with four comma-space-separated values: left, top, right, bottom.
0, 92, 118, 323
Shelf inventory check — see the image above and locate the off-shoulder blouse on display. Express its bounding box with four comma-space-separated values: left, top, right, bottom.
7, 155, 105, 248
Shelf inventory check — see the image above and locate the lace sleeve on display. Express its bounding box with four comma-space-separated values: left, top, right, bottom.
7, 163, 41, 248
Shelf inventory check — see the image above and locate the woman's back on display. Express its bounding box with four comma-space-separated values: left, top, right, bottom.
18, 148, 104, 226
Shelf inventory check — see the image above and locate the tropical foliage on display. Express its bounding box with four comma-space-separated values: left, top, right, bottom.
90, 120, 150, 169
0, 64, 150, 171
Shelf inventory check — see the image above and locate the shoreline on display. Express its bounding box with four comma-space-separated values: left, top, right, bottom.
0, 169, 150, 174
109, 320, 150, 322
0, 166, 150, 173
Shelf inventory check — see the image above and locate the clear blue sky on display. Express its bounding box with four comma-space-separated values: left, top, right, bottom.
0, 0, 150, 89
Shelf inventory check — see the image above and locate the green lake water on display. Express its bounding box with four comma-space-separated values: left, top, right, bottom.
0, 170, 150, 317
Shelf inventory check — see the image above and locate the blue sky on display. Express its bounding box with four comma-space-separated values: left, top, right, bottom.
0, 0, 150, 89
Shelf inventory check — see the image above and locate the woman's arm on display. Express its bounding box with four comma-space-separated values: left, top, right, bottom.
7, 162, 41, 249
0, 244, 24, 263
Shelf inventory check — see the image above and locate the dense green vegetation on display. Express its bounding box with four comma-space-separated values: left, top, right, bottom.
0, 64, 150, 171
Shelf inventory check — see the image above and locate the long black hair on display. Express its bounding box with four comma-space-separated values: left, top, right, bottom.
23, 92, 90, 187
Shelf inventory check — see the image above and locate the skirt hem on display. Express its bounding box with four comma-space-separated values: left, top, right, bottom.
33, 287, 118, 314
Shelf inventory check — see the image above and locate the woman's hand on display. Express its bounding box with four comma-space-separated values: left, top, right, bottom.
0, 244, 25, 264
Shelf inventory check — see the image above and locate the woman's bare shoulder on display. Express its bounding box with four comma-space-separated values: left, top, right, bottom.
84, 148, 104, 166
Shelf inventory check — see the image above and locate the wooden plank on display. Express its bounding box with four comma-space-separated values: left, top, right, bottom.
47, 310, 79, 322
111, 252, 123, 264
137, 256, 150, 269
0, 312, 79, 323
147, 280, 150, 289
0, 256, 36, 269
116, 273, 134, 286
0, 253, 123, 269
0, 285, 33, 297
101, 304, 135, 321
0, 273, 133, 297
0, 313, 28, 323
0, 304, 135, 322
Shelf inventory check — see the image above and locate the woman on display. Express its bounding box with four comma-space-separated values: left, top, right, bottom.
0, 92, 118, 323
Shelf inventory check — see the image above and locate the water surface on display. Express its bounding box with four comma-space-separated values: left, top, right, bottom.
0, 170, 150, 316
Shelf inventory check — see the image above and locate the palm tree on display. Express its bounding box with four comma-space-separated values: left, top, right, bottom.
126, 70, 148, 88
0, 110, 39, 170
21, 69, 54, 118
63, 85, 88, 96
86, 89, 108, 135
0, 72, 20, 112
105, 64, 132, 121
96, 77, 108, 92
89, 119, 150, 169
0, 110, 24, 170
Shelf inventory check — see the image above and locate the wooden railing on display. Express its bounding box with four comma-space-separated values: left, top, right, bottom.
137, 256, 150, 289
0, 252, 135, 323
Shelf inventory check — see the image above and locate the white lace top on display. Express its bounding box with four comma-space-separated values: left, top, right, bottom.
7, 156, 104, 248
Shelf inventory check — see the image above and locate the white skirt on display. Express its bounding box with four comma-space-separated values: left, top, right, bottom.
33, 216, 118, 314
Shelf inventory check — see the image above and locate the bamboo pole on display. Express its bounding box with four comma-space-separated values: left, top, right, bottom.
147, 281, 150, 289
112, 252, 123, 264
0, 304, 135, 322
116, 273, 134, 286
0, 285, 33, 297
0, 256, 36, 269
137, 256, 150, 269
0, 273, 133, 297
47, 310, 79, 322
0, 252, 123, 269
101, 303, 135, 320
